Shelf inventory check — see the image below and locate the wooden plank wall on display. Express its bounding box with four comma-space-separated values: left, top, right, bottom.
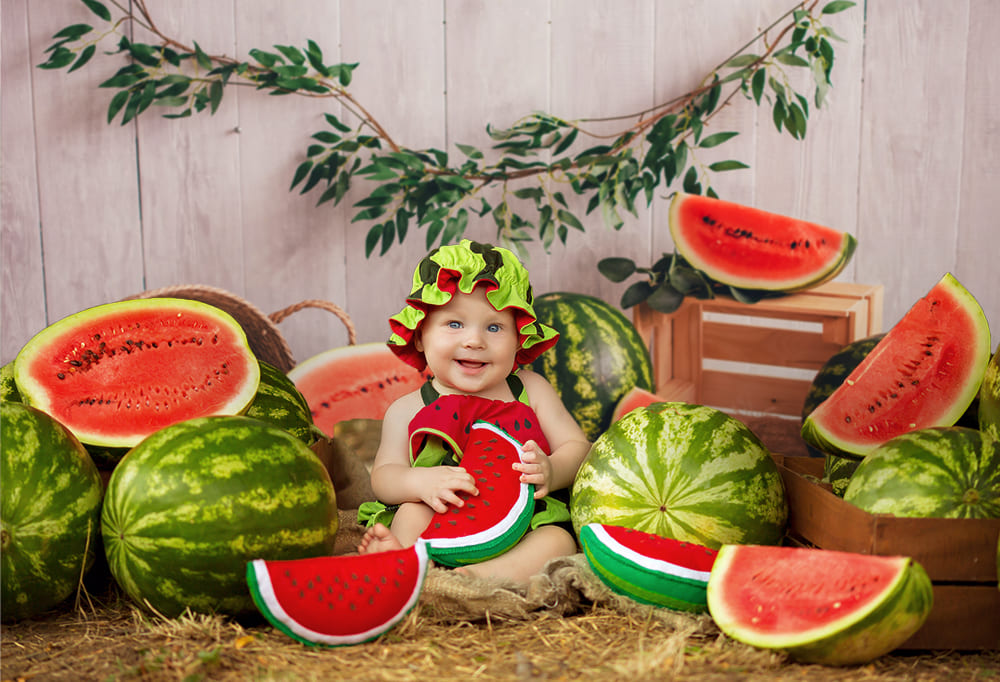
3, 0, 998, 368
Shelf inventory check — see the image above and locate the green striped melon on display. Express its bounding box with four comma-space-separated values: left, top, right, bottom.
2, 401, 103, 622
980, 343, 1000, 442
245, 360, 317, 444
529, 292, 653, 441
1, 361, 20, 402
571, 402, 787, 549
101, 416, 338, 617
844, 427, 1000, 519
707, 545, 933, 665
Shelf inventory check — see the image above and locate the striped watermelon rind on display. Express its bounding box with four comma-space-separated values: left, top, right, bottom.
245, 360, 318, 444
980, 343, 1000, 442
530, 292, 653, 442
101, 416, 339, 617
579, 523, 716, 612
844, 427, 1000, 519
571, 402, 787, 549
247, 540, 429, 647
707, 545, 933, 665
1, 401, 104, 622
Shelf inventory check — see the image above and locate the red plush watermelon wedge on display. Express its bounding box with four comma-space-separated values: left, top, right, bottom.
420, 420, 535, 566
246, 541, 429, 647
579, 523, 717, 612
707, 545, 933, 665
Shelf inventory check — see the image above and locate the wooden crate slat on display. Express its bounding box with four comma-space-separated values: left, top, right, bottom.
700, 369, 812, 417
702, 321, 844, 369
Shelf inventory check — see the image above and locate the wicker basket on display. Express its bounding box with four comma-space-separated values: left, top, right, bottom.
126, 284, 356, 372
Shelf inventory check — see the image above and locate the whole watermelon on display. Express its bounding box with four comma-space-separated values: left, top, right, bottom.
530, 292, 653, 441
980, 343, 1000, 442
571, 402, 787, 549
101, 416, 339, 617
2, 401, 103, 622
844, 426, 1000, 519
245, 360, 317, 444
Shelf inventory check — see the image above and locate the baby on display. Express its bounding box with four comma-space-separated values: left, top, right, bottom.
357, 239, 591, 583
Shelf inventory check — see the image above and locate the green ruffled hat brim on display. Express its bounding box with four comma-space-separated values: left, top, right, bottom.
388, 240, 558, 371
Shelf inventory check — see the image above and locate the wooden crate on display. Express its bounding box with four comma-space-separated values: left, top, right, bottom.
777, 456, 1000, 651
632, 282, 884, 431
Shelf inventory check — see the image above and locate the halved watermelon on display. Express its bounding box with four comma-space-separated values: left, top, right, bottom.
288, 343, 432, 437
668, 192, 856, 291
610, 386, 663, 424
247, 540, 429, 647
802, 273, 991, 460
420, 421, 535, 566
13, 298, 260, 449
579, 523, 717, 612
707, 545, 933, 665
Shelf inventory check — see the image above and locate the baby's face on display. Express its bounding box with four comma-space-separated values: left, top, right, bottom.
415, 288, 519, 398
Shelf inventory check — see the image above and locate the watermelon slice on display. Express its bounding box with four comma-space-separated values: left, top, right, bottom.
706, 545, 933, 665
802, 273, 991, 459
420, 421, 535, 566
579, 523, 717, 612
287, 343, 432, 437
247, 540, 429, 647
13, 298, 260, 449
610, 386, 664, 424
668, 192, 856, 292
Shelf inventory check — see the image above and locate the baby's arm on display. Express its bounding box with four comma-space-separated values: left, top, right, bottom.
369, 394, 479, 513
513, 370, 591, 498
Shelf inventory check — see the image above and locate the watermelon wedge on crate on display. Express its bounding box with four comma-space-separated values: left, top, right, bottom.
801, 273, 991, 460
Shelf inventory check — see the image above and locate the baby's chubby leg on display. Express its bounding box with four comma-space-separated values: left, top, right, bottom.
357, 501, 435, 555
457, 525, 578, 584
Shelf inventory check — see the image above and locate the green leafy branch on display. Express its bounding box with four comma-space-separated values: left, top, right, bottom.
39, 0, 855, 271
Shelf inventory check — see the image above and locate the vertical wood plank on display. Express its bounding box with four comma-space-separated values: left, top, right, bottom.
233, 1, 351, 362
132, 2, 244, 294
856, 1, 971, 328
1, 0, 46, 362
24, 0, 144, 334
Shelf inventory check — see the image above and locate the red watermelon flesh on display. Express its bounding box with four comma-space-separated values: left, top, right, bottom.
610, 386, 664, 424
802, 273, 991, 460
287, 343, 432, 437
420, 420, 535, 566
668, 192, 856, 291
246, 541, 429, 647
13, 298, 260, 448
707, 544, 933, 665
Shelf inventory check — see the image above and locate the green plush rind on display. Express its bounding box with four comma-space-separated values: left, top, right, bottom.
579, 524, 709, 612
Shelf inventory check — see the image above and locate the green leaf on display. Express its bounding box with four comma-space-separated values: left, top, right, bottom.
724, 54, 760, 68
751, 68, 766, 104
67, 44, 96, 72
290, 160, 313, 190
323, 113, 352, 133
82, 0, 112, 21
708, 159, 750, 172
455, 143, 483, 160
698, 131, 739, 148
38, 46, 76, 70
822, 1, 856, 14
274, 44, 305, 66
52, 23, 93, 40
208, 80, 223, 114
129, 42, 162, 67
597, 257, 637, 282
645, 282, 685, 314
557, 209, 585, 232
621, 280, 654, 309
106, 89, 129, 123
425, 219, 445, 250
249, 49, 280, 68
775, 53, 810, 68
682, 166, 700, 194
193, 41, 213, 71
364, 224, 382, 257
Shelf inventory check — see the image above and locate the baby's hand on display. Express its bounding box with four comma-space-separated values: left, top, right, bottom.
416, 466, 478, 514
513, 440, 553, 499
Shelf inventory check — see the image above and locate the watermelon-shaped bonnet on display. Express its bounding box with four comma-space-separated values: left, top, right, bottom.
388, 240, 558, 371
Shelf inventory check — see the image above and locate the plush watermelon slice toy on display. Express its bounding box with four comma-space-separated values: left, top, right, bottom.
420, 421, 535, 566
247, 540, 429, 647
579, 523, 717, 612
707, 545, 933, 665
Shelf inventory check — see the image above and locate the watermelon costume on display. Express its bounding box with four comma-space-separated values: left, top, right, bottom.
358, 375, 570, 530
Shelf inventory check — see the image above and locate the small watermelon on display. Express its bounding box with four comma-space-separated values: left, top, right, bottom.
2, 401, 104, 622
247, 540, 429, 647
245, 360, 317, 444
13, 297, 261, 450
102, 416, 339, 617
707, 545, 933, 665
420, 421, 535, 566
579, 523, 717, 612
530, 292, 654, 441
980, 343, 1000, 442
571, 402, 787, 549
802, 273, 991, 460
844, 427, 1000, 519
288, 342, 433, 437
668, 192, 857, 292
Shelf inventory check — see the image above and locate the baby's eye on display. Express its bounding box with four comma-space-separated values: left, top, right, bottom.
448, 320, 463, 329
487, 323, 502, 333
